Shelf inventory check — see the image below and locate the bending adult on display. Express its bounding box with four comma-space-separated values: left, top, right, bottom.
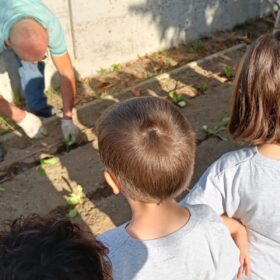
0, 0, 78, 141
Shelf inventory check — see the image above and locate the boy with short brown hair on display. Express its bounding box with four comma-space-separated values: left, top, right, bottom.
98, 96, 239, 280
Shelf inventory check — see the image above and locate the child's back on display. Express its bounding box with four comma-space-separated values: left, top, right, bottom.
183, 33, 280, 279
100, 204, 238, 280
183, 147, 280, 279
97, 97, 239, 280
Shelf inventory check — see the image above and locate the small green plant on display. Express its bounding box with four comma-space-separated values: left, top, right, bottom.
199, 82, 209, 92
66, 185, 84, 206
223, 66, 234, 79
189, 40, 204, 53
203, 125, 227, 141
67, 208, 78, 218
97, 68, 107, 76
150, 54, 160, 63
38, 157, 57, 176
99, 91, 110, 99
0, 186, 5, 193
66, 134, 75, 147
66, 185, 84, 219
164, 57, 173, 66
111, 64, 122, 72
168, 91, 188, 108
203, 117, 230, 141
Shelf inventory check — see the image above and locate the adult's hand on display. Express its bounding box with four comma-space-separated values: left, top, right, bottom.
17, 111, 47, 138
61, 119, 79, 143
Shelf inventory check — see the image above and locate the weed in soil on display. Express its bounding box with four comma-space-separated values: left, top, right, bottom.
0, 16, 274, 137
38, 157, 57, 176
168, 91, 188, 108
150, 53, 160, 63
198, 82, 209, 93
203, 117, 230, 141
67, 208, 79, 218
66, 185, 85, 219
97, 68, 108, 76
223, 65, 235, 80
111, 64, 122, 72
189, 40, 204, 53
66, 134, 75, 147
66, 185, 84, 206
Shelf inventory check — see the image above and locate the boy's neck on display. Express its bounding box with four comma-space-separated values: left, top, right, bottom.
258, 143, 280, 160
126, 198, 190, 240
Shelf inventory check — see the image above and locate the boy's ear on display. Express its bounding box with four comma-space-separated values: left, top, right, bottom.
104, 170, 121, 195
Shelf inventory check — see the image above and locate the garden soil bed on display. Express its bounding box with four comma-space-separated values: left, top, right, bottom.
0, 15, 274, 233
0, 44, 245, 234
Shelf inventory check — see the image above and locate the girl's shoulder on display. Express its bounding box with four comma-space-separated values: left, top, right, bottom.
207, 147, 256, 177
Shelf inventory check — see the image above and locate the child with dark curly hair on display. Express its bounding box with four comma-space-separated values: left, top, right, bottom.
0, 214, 112, 280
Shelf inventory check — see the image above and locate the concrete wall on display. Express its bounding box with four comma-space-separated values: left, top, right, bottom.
0, 0, 269, 101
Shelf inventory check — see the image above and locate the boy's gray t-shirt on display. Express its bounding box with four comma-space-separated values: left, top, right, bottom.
182, 147, 280, 280
99, 204, 239, 280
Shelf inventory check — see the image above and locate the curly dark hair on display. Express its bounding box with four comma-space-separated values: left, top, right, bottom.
0, 214, 112, 280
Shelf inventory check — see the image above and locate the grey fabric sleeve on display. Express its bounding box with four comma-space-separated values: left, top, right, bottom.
182, 170, 226, 215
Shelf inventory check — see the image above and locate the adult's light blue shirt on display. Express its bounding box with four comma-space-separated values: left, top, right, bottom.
0, 0, 67, 56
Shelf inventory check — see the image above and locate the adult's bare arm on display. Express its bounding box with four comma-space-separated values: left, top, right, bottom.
51, 52, 76, 119
0, 96, 25, 123
51, 52, 79, 142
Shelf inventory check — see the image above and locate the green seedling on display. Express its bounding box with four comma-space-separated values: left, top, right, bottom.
168, 91, 188, 108
66, 185, 84, 219
66, 134, 75, 147
0, 186, 6, 193
38, 157, 57, 176
164, 56, 174, 66
199, 82, 209, 92
99, 91, 110, 99
189, 40, 204, 53
67, 208, 78, 218
40, 157, 57, 165
97, 68, 107, 76
150, 54, 160, 63
203, 117, 230, 141
111, 64, 122, 72
66, 193, 82, 206
66, 185, 84, 206
223, 66, 234, 80
203, 125, 227, 141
